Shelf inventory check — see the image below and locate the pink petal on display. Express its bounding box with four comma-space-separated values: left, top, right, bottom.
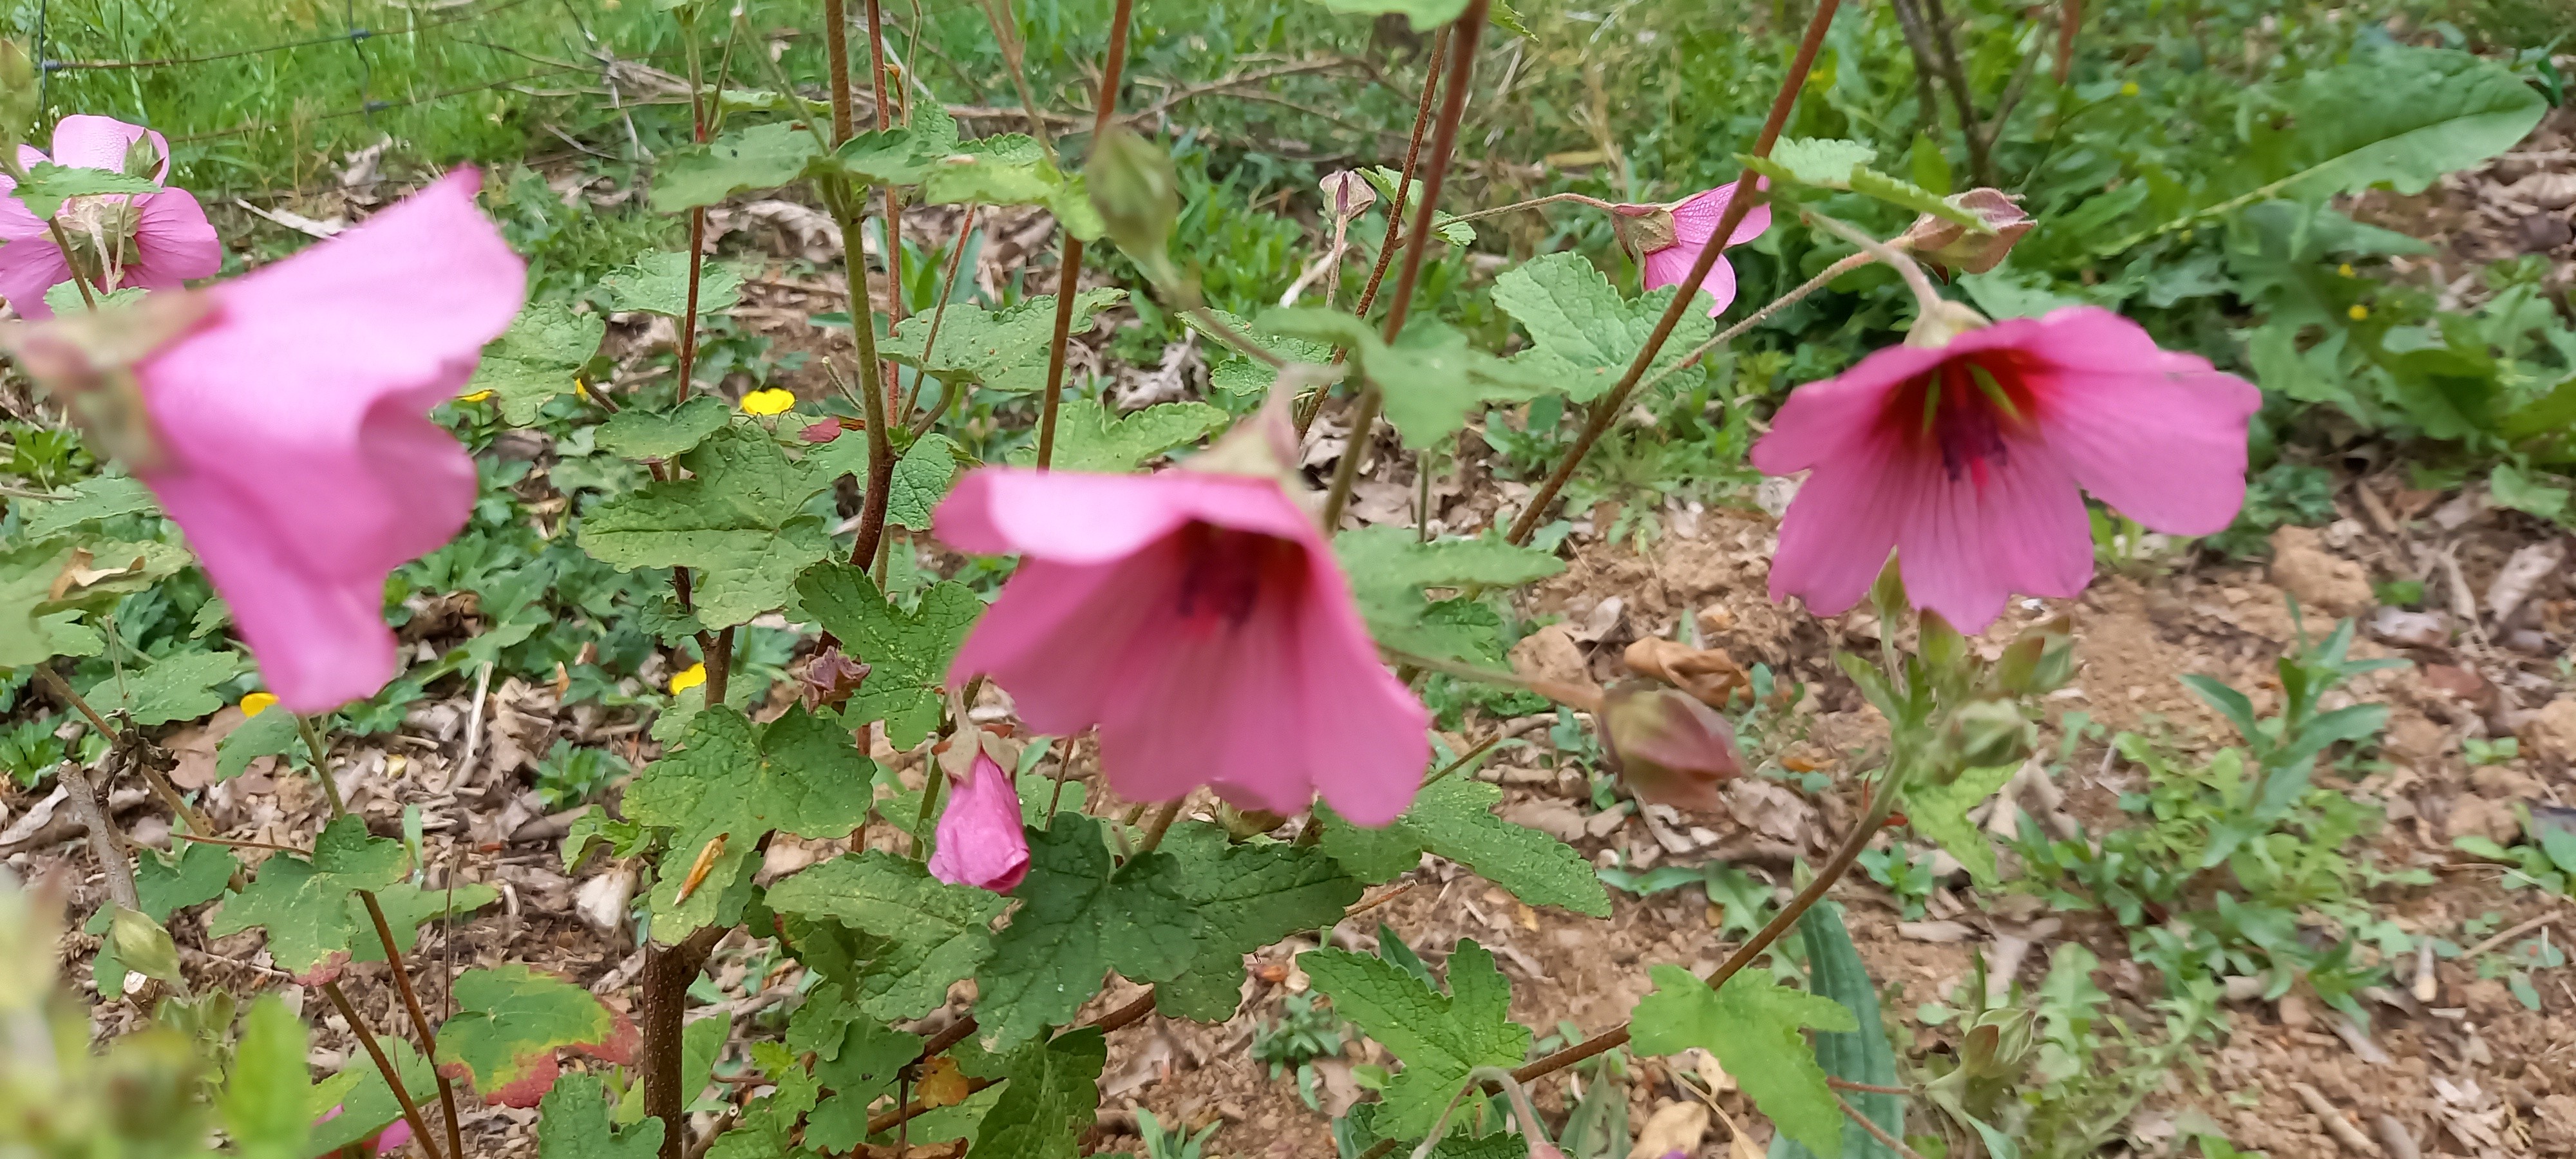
1891, 437, 2092, 632
949, 556, 1161, 737
933, 467, 1313, 565
48, 115, 171, 178
927, 751, 1031, 892
0, 234, 70, 318
1640, 244, 1743, 317
121, 190, 223, 289
1669, 182, 1772, 247
369, 1120, 413, 1157
1287, 554, 1432, 825
1765, 431, 1914, 619
135, 169, 526, 711
2008, 308, 2261, 535
1750, 341, 1953, 475
0, 171, 46, 243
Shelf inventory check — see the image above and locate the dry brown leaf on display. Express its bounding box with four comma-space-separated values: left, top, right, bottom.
1629, 1099, 1710, 1159
48, 547, 143, 601
1624, 637, 1750, 708
914, 1055, 973, 1109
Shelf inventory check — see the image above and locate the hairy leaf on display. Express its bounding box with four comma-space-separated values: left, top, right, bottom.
216, 707, 301, 782
1260, 308, 1553, 448
881, 290, 1128, 396
623, 704, 877, 872
965, 1027, 1108, 1159
2268, 48, 2548, 198
974, 815, 1201, 1049
1631, 965, 1857, 1158
19, 475, 158, 540
76, 649, 243, 726
538, 1074, 664, 1159
650, 122, 826, 212
1492, 254, 1717, 402
1001, 398, 1229, 473
1300, 940, 1531, 1136
207, 815, 410, 977
222, 996, 313, 1159
1335, 527, 1563, 663
1777, 903, 1901, 1159
580, 426, 839, 627
919, 133, 1105, 240
887, 433, 964, 531
470, 301, 607, 425
793, 564, 982, 748
768, 852, 1008, 1022
600, 250, 744, 318
1319, 777, 1608, 916
1903, 764, 2018, 887
597, 397, 732, 461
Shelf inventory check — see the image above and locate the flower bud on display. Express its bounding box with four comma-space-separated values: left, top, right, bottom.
1902, 299, 1991, 349
1941, 699, 2035, 772
801, 646, 870, 710
1087, 125, 1182, 287
1992, 615, 2074, 696
109, 906, 184, 988
1318, 169, 1378, 225
1610, 203, 1680, 256
1900, 188, 2032, 275
1600, 683, 1744, 812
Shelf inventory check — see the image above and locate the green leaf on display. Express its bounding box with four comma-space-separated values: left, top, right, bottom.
965, 1027, 1108, 1159
2499, 375, 2576, 442
471, 301, 608, 425
650, 122, 826, 212
1305, 0, 1468, 30
706, 1044, 820, 1159
880, 290, 1128, 396
308, 1040, 439, 1156
76, 649, 243, 726
1902, 764, 2018, 887
580, 426, 839, 627
539, 1073, 665, 1159
646, 838, 758, 942
624, 704, 877, 870
974, 815, 1201, 1050
1781, 903, 1901, 1159
0, 539, 190, 667
1001, 399, 1229, 473
437, 963, 627, 1107
44, 282, 148, 316
1751, 137, 1879, 187
1631, 964, 1857, 1159
2490, 464, 2570, 522
1492, 254, 1719, 402
216, 707, 303, 782
2269, 48, 2548, 199
793, 564, 983, 748
767, 851, 1007, 1022
13, 162, 157, 218
887, 434, 963, 531
1153, 823, 1366, 1022
350, 881, 502, 963
601, 250, 745, 318
1319, 777, 1608, 916
1260, 309, 1554, 449
1299, 939, 1531, 1137
207, 815, 410, 977
802, 1003, 923, 1150
1335, 527, 1562, 663
88, 842, 237, 991
222, 995, 314, 1159
597, 397, 732, 461
919, 134, 1106, 240
19, 475, 158, 540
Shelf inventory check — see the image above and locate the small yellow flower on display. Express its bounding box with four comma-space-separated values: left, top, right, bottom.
2120, 81, 2140, 97
240, 692, 278, 718
2347, 304, 2370, 321
741, 388, 797, 416
457, 390, 493, 403
2337, 263, 2356, 278
576, 379, 592, 400
669, 663, 707, 695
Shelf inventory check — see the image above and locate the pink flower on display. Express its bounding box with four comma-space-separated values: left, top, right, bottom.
366, 1120, 413, 1156
131, 169, 526, 711
1614, 180, 1772, 317
927, 750, 1031, 892
1751, 306, 2259, 633
934, 468, 1431, 826
0, 115, 222, 319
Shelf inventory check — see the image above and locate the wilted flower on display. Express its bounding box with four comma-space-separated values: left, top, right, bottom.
934, 429, 1430, 825
0, 115, 222, 318
801, 647, 870, 710
1600, 684, 1745, 811
16, 170, 524, 712
1752, 305, 2259, 633
1900, 188, 2034, 275
1612, 180, 1772, 317
927, 749, 1030, 893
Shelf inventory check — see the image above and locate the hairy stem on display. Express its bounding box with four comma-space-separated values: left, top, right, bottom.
869, 0, 906, 420
1504, 0, 1843, 547
323, 980, 449, 1159
1801, 212, 1942, 318
44, 220, 100, 310
643, 924, 728, 1159
359, 892, 467, 1159
296, 713, 347, 818
1033, 0, 1137, 470
1300, 26, 1444, 437
1437, 190, 1616, 228
904, 204, 978, 434
1841, 1093, 1929, 1159
705, 625, 735, 710
1320, 0, 1486, 531
1628, 250, 1875, 399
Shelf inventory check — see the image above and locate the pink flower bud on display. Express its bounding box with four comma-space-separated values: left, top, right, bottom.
927, 751, 1031, 893
1900, 188, 2032, 275
1600, 684, 1744, 812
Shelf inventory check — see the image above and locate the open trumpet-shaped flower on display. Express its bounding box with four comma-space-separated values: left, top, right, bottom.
1613, 180, 1772, 317
127, 169, 524, 711
0, 115, 222, 319
935, 464, 1430, 827
1752, 305, 2259, 633
927, 749, 1031, 893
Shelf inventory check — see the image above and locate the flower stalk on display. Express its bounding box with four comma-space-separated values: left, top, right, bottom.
1032, 0, 1137, 470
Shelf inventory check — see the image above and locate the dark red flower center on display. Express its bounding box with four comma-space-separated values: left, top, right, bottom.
1877, 352, 2045, 487
1171, 521, 1306, 630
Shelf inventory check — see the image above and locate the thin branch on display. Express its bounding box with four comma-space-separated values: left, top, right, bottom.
1629, 250, 1876, 399
1032, 0, 1137, 470
1916, 0, 1991, 186
1505, 0, 1844, 547
296, 714, 348, 818
60, 760, 138, 912
1439, 190, 1616, 227
1840, 1093, 1929, 1159
323, 980, 450, 1159
358, 891, 468, 1159
1300, 26, 1444, 438
1135, 799, 1185, 854
903, 204, 978, 433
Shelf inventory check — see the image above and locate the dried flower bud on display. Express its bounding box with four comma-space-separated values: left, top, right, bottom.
1610, 203, 1680, 256
1600, 683, 1744, 812
1087, 125, 1182, 288
1941, 699, 2036, 773
1900, 188, 2032, 275
802, 646, 871, 711
1318, 169, 1378, 223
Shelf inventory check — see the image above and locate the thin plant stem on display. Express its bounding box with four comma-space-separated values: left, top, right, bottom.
31, 665, 214, 837
979, 0, 1049, 139
1506, 764, 1904, 1086
32, 664, 114, 735
822, 0, 855, 139
1830, 1078, 1917, 1095
909, 762, 946, 861
812, 0, 898, 572
1379, 646, 1600, 713
1032, 0, 1137, 470
2056, 0, 2080, 84
1321, 0, 1486, 531
169, 833, 310, 856
1917, 0, 1991, 186
869, 0, 906, 419
43, 219, 99, 310
1840, 1093, 1929, 1159
296, 713, 348, 818
903, 203, 978, 433
1416, 731, 1505, 791
59, 760, 138, 912
322, 980, 450, 1159
1300, 26, 1444, 438
705, 625, 735, 709
1505, 0, 1844, 547
675, 9, 712, 402
357, 892, 468, 1159
1438, 190, 1616, 228
1629, 250, 1876, 399
1801, 211, 1942, 318
1135, 799, 1184, 854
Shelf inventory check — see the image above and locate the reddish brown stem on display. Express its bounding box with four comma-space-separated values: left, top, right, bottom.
323, 981, 449, 1159
359, 891, 466, 1159
1033, 0, 1137, 470
1504, 0, 1843, 547
2055, 0, 2079, 84
869, 0, 906, 417
823, 0, 855, 140
642, 925, 727, 1159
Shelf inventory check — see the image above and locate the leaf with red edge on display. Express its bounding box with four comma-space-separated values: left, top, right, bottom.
435, 965, 634, 1107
